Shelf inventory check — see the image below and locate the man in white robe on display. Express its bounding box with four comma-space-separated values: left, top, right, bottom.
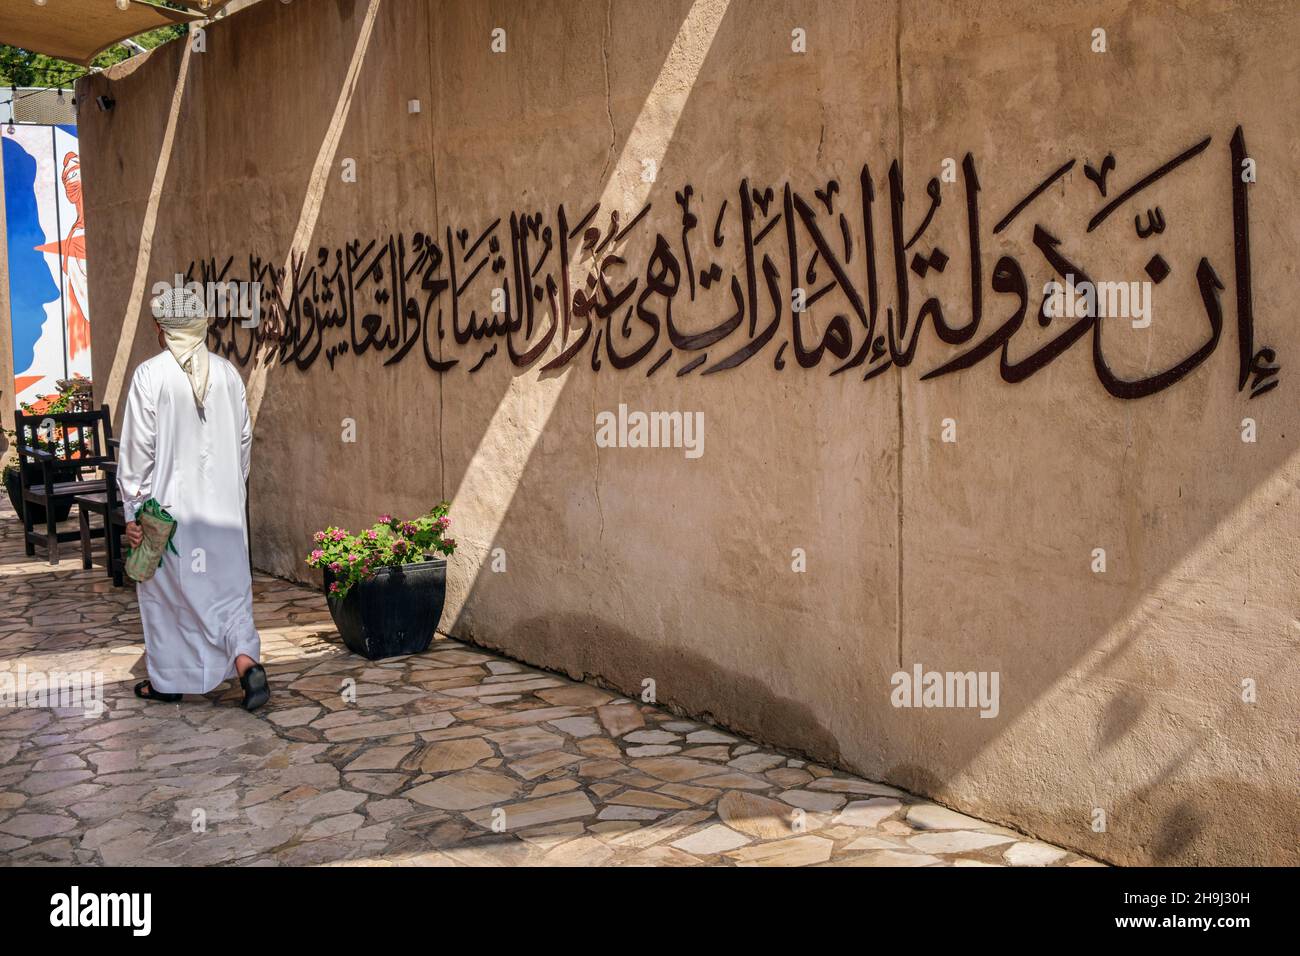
117, 303, 269, 710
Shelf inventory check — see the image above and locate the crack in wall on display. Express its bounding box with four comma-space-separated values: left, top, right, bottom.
592, 0, 615, 545
424, 1, 446, 503
592, 377, 605, 545
597, 0, 617, 185
894, 0, 906, 669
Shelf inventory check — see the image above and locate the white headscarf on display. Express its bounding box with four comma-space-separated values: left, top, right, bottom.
151, 279, 210, 407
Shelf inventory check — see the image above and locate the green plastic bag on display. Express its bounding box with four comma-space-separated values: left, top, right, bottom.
124, 498, 179, 584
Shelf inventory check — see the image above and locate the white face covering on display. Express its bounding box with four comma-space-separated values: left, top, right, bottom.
152, 287, 210, 408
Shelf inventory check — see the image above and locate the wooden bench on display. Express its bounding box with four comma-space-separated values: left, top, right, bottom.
15, 405, 114, 565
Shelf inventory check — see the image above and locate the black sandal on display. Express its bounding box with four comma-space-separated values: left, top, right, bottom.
134, 680, 181, 703
239, 663, 270, 712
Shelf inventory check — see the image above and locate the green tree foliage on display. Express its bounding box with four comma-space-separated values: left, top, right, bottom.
1, 5, 189, 88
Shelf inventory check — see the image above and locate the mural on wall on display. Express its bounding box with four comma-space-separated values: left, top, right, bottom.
193, 126, 1277, 401
2, 123, 92, 408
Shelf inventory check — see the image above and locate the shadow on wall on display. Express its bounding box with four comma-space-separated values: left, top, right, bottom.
428, 1, 1299, 865
80, 0, 1300, 866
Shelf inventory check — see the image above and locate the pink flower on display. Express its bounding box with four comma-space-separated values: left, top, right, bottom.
328, 561, 342, 572
366, 529, 378, 540
314, 531, 326, 543
309, 549, 324, 561
328, 582, 340, 593
378, 513, 392, 524
438, 516, 451, 528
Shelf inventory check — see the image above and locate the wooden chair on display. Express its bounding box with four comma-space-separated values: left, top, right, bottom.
15, 404, 113, 565
77, 460, 127, 586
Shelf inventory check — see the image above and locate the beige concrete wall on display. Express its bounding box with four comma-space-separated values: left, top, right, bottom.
78, 0, 1299, 865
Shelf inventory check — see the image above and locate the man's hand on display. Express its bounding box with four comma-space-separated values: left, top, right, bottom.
125, 520, 143, 550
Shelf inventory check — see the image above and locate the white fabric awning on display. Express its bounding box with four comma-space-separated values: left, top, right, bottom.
0, 1, 230, 67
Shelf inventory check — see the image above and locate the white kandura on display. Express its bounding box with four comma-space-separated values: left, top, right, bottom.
117, 350, 259, 694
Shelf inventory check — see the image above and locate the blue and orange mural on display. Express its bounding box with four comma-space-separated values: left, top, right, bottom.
2, 123, 91, 408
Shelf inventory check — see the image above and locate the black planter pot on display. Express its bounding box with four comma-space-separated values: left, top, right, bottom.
3, 466, 74, 525
323, 558, 447, 661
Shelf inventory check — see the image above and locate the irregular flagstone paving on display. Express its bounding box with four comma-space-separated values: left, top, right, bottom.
0, 502, 1100, 867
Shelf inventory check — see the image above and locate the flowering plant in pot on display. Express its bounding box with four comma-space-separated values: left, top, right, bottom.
2, 378, 90, 523
305, 503, 457, 660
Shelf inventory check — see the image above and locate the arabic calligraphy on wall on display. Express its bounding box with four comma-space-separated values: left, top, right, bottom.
192, 125, 1279, 401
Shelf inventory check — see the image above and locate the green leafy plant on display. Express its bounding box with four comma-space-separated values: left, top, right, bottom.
1, 9, 189, 87
305, 503, 457, 600
2, 376, 91, 477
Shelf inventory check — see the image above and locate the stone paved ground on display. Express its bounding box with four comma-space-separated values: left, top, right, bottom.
0, 500, 1100, 867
